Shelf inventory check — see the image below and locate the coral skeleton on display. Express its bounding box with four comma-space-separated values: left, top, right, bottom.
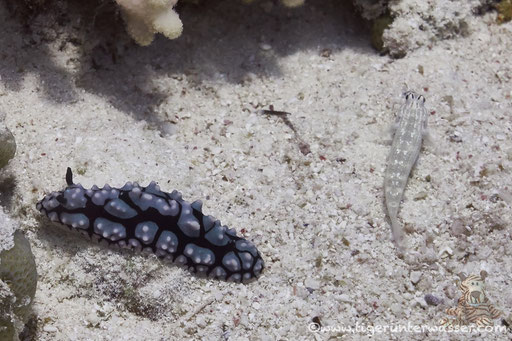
115, 0, 183, 46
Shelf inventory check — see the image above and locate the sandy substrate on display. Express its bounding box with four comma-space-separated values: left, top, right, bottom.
0, 1, 511, 340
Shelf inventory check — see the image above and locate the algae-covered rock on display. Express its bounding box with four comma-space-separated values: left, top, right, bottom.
0, 208, 37, 341
0, 124, 16, 170
496, 0, 512, 23
371, 13, 393, 52
353, 0, 389, 20
0, 264, 18, 341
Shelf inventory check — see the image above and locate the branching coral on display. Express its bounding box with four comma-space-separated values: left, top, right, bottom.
115, 0, 183, 46
114, 0, 306, 46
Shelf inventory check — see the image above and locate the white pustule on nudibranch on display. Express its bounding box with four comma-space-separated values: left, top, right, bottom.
384, 91, 429, 252
37, 168, 264, 283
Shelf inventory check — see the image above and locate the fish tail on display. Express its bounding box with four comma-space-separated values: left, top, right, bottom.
389, 214, 406, 252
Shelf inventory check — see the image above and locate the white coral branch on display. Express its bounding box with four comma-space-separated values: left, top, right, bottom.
115, 0, 183, 46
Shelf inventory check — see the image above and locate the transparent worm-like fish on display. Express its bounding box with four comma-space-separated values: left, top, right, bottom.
384, 91, 428, 251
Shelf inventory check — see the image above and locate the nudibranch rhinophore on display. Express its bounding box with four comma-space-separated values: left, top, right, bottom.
37, 168, 264, 283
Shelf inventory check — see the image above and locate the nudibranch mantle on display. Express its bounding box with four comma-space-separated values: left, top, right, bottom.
37, 168, 264, 283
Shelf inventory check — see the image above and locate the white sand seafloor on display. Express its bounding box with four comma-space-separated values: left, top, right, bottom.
0, 1, 511, 340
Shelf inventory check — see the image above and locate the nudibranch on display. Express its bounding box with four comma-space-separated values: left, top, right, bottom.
37, 168, 264, 283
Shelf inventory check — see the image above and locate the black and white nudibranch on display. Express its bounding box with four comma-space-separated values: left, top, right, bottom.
36, 168, 264, 283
